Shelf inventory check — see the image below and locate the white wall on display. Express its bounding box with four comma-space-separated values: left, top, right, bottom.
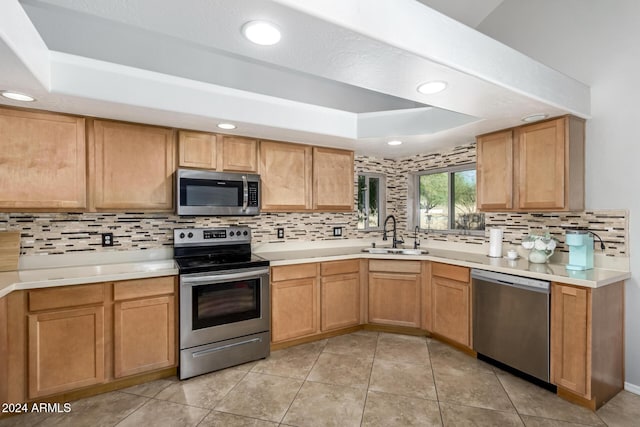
478, 0, 640, 392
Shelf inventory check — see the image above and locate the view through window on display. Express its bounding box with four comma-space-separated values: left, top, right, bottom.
417, 165, 484, 232
357, 173, 385, 230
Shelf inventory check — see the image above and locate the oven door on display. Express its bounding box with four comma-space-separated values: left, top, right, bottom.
180, 267, 270, 350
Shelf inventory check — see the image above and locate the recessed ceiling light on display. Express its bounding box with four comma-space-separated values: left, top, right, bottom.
242, 20, 281, 46
417, 81, 448, 95
522, 113, 549, 123
1, 90, 35, 102
387, 140, 403, 146
217, 123, 237, 130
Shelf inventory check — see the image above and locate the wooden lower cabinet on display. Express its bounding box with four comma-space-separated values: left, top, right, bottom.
551, 282, 624, 409
272, 277, 319, 342
113, 277, 176, 379
431, 263, 471, 348
320, 261, 360, 331
4, 276, 178, 402
271, 263, 319, 343
28, 306, 105, 398
368, 260, 422, 328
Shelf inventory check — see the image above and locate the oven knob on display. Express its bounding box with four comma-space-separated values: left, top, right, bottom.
243, 231, 248, 236
187, 232, 193, 238
179, 232, 185, 239
230, 231, 235, 237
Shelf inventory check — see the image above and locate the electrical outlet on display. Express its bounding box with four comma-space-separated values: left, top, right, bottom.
101, 232, 114, 247
276, 228, 285, 239
333, 227, 342, 237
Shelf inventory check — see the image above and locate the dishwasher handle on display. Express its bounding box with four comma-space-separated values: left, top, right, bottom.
471, 269, 550, 293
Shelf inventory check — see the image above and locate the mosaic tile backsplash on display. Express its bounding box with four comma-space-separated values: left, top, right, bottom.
0, 146, 628, 257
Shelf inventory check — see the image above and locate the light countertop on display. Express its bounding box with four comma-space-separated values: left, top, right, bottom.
258, 245, 630, 288
0, 242, 630, 299
0, 249, 178, 299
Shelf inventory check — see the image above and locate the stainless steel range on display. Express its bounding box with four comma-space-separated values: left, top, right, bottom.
174, 226, 270, 380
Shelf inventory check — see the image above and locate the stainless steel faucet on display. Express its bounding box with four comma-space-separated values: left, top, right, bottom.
382, 215, 403, 248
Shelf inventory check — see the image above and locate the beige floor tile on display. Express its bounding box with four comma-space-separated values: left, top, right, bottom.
361, 390, 442, 427
250, 340, 325, 379
351, 329, 379, 338
0, 411, 49, 427
215, 373, 303, 422
375, 333, 430, 366
434, 364, 515, 411
428, 338, 494, 375
120, 377, 177, 398
497, 372, 603, 425
37, 391, 148, 427
440, 402, 524, 426
199, 410, 279, 426
155, 368, 247, 409
117, 398, 209, 427
229, 360, 259, 372
596, 390, 640, 427
307, 352, 373, 389
521, 414, 604, 426
323, 332, 378, 359
281, 381, 366, 427
369, 358, 437, 400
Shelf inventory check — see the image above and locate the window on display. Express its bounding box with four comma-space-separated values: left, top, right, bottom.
416, 164, 484, 232
357, 173, 386, 230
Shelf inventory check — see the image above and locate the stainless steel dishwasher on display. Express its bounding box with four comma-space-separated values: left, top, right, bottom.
472, 269, 550, 382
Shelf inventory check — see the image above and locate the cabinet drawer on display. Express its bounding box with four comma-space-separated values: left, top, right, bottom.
28, 284, 105, 312
113, 276, 176, 301
368, 260, 421, 274
432, 263, 470, 283
321, 259, 359, 276
271, 263, 318, 282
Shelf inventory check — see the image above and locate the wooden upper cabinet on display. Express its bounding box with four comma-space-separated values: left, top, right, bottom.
90, 120, 176, 211
312, 147, 354, 211
476, 115, 585, 212
476, 130, 513, 211
178, 130, 216, 169
260, 140, 312, 211
0, 107, 86, 210
221, 135, 258, 172
518, 116, 584, 211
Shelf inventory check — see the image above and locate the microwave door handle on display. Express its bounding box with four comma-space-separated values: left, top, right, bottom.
242, 175, 248, 212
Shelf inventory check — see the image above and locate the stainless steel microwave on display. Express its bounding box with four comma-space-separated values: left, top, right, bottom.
176, 169, 260, 216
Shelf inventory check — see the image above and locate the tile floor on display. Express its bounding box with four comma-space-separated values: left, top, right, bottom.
2, 331, 639, 426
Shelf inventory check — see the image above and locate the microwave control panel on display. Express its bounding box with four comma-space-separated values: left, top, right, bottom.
248, 182, 259, 206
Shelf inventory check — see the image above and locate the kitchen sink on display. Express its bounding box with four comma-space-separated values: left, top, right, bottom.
361, 247, 429, 255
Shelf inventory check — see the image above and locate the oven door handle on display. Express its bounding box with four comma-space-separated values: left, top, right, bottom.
181, 268, 269, 285
242, 175, 248, 212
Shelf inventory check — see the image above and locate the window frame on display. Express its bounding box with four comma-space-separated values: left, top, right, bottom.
412, 163, 484, 235
357, 172, 386, 232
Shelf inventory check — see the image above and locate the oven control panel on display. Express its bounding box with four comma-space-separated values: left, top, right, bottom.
174, 227, 251, 246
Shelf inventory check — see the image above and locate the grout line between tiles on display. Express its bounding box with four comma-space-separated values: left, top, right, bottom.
426, 338, 446, 426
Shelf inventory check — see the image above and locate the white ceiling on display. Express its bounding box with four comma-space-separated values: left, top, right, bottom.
0, 0, 589, 158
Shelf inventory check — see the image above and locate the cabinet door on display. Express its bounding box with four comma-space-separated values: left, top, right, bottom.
0, 107, 86, 210
476, 130, 513, 211
90, 120, 175, 211
271, 277, 318, 342
178, 130, 216, 169
221, 136, 258, 172
432, 277, 470, 347
517, 118, 566, 210
368, 272, 421, 328
114, 295, 176, 378
551, 283, 590, 396
260, 141, 312, 211
321, 273, 360, 331
312, 147, 354, 211
28, 306, 105, 398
